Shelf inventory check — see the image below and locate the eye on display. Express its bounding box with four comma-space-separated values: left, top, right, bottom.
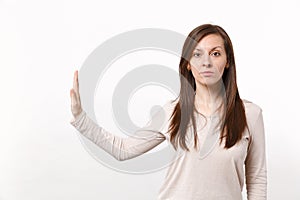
211, 51, 221, 57
193, 52, 201, 57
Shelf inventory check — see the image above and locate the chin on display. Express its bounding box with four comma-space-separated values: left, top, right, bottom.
197, 79, 220, 86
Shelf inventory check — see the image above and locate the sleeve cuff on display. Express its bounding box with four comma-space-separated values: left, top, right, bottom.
70, 110, 86, 126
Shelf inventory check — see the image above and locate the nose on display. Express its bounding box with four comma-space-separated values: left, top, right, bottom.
202, 54, 212, 67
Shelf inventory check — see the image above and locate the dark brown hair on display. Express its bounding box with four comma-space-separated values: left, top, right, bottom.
168, 24, 249, 151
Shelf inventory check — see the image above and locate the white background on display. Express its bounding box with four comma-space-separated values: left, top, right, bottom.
1, 0, 300, 199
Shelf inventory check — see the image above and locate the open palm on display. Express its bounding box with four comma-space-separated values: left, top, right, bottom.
70, 70, 83, 118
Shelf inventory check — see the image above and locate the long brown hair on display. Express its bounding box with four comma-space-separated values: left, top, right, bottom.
168, 24, 249, 151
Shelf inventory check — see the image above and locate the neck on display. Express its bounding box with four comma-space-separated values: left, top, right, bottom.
194, 81, 226, 116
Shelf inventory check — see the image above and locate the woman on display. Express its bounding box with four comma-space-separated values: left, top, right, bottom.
70, 24, 267, 200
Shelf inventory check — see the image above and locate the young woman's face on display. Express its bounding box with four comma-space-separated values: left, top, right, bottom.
188, 34, 228, 87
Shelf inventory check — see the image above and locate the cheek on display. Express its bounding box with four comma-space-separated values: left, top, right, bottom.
189, 59, 200, 69
190, 68, 199, 79
216, 66, 225, 76
214, 61, 227, 75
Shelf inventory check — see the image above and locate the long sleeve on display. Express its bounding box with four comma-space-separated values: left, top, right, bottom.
70, 101, 173, 161
245, 108, 267, 200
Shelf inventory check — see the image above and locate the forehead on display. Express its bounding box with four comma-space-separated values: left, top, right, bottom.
194, 34, 224, 50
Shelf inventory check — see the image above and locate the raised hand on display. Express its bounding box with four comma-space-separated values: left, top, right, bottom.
70, 70, 83, 118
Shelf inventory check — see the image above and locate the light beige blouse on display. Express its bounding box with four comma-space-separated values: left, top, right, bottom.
70, 99, 267, 200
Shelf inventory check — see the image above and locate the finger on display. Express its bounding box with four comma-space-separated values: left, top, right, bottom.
76, 71, 81, 102
76, 70, 80, 93
70, 89, 75, 105
72, 89, 81, 110
73, 70, 77, 90
73, 70, 79, 94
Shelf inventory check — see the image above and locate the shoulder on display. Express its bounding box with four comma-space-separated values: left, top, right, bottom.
242, 99, 262, 113
242, 98, 262, 113
241, 98, 263, 129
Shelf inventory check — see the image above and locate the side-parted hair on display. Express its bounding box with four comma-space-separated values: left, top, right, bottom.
169, 24, 249, 151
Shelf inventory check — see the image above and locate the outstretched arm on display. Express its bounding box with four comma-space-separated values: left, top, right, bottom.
69, 109, 168, 161
69, 70, 171, 161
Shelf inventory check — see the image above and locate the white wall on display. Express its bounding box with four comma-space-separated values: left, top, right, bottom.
0, 0, 299, 199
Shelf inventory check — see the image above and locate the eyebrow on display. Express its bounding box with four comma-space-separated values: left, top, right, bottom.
194, 46, 223, 51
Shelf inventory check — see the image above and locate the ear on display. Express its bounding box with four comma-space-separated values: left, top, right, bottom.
187, 63, 191, 71
225, 62, 229, 69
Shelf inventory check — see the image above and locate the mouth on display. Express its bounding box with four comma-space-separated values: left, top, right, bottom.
201, 70, 213, 73
200, 71, 214, 77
